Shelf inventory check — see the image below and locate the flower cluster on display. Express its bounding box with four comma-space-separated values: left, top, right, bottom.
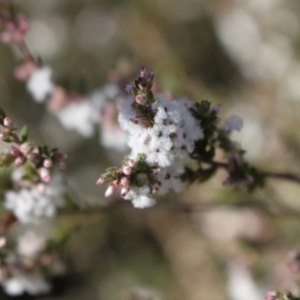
0, 108, 67, 223
0, 232, 65, 296
97, 67, 204, 208
4, 172, 65, 223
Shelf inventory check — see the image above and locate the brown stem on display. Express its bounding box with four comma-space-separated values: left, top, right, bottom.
260, 171, 300, 184
16, 38, 35, 62
211, 160, 300, 184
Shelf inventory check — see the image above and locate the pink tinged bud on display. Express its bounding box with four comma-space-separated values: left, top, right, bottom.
19, 143, 31, 154
14, 156, 24, 167
120, 187, 129, 197
39, 168, 50, 183
152, 183, 159, 192
9, 146, 21, 157
17, 15, 29, 33
121, 176, 129, 187
96, 177, 104, 185
0, 237, 6, 248
123, 84, 133, 93
27, 153, 40, 162
128, 159, 135, 168
105, 184, 116, 198
3, 117, 12, 127
40, 254, 52, 266
151, 169, 160, 176
139, 66, 146, 78
40, 254, 51, 266
0, 31, 13, 43
43, 159, 53, 168
122, 166, 132, 175
135, 95, 146, 105
0, 132, 7, 141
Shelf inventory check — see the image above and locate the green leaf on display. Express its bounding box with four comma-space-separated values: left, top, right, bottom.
0, 107, 6, 119
43, 146, 49, 156
20, 126, 28, 142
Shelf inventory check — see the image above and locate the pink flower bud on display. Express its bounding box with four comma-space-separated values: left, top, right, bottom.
120, 177, 129, 187
16, 15, 29, 33
105, 184, 116, 198
19, 143, 31, 154
96, 177, 104, 185
151, 169, 160, 176
14, 156, 24, 167
3, 117, 12, 127
152, 183, 160, 192
0, 132, 7, 141
14, 62, 36, 81
0, 237, 6, 248
9, 146, 21, 157
135, 95, 146, 105
0, 31, 13, 43
128, 159, 135, 168
122, 166, 132, 175
139, 66, 146, 78
39, 168, 50, 183
121, 187, 129, 197
40, 254, 52, 266
43, 159, 53, 168
27, 153, 40, 162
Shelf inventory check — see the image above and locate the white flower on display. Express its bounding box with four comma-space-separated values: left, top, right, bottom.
132, 195, 156, 209
26, 67, 54, 102
3, 274, 51, 296
119, 94, 203, 168
225, 115, 244, 132
17, 232, 45, 258
157, 162, 184, 195
124, 186, 156, 209
55, 100, 95, 137
3, 276, 24, 296
4, 173, 65, 223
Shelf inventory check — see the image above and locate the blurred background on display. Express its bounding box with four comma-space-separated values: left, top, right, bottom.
1, 0, 300, 299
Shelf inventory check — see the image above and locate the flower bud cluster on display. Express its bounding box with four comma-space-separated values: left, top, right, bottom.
97, 154, 161, 208
0, 10, 28, 44
0, 108, 66, 185
264, 291, 299, 300
0, 232, 65, 296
